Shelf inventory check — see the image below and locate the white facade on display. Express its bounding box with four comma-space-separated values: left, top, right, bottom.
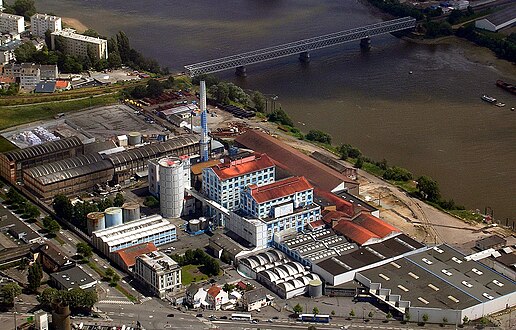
152, 156, 191, 218
34, 310, 49, 330
51, 29, 108, 60
2, 63, 58, 90
31, 13, 62, 37
0, 13, 24, 34
134, 251, 181, 298
226, 212, 268, 249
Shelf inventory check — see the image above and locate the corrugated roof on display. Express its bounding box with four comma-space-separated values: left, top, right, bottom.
322, 210, 350, 224
235, 130, 358, 191
2, 136, 82, 162
249, 176, 312, 203
352, 213, 399, 238
191, 159, 222, 175
210, 153, 274, 180
113, 242, 157, 268
484, 4, 516, 26
333, 220, 380, 245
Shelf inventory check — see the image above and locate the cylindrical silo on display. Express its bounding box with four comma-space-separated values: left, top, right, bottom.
122, 202, 141, 222
104, 207, 123, 228
158, 157, 186, 218
189, 219, 200, 233
128, 132, 142, 145
308, 279, 323, 298
199, 217, 208, 230
86, 212, 105, 235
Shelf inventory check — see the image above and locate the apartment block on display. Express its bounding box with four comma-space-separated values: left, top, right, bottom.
31, 13, 62, 37
134, 251, 181, 298
0, 13, 24, 34
51, 29, 108, 60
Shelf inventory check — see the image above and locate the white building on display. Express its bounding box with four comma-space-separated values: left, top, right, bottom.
185, 284, 208, 308
51, 29, 108, 60
475, 6, 516, 32
34, 310, 49, 330
134, 251, 181, 298
206, 285, 229, 310
30, 13, 62, 37
91, 214, 177, 256
2, 63, 58, 90
0, 13, 24, 34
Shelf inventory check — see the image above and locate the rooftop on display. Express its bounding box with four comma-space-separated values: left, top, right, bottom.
244, 288, 268, 304
333, 220, 380, 245
248, 176, 312, 204
52, 29, 107, 45
207, 285, 222, 298
137, 251, 179, 272
36, 243, 74, 269
1, 136, 82, 162
50, 266, 97, 290
332, 189, 378, 213
352, 213, 399, 238
209, 153, 275, 180
191, 159, 221, 176
476, 235, 506, 249
482, 4, 516, 26
113, 242, 157, 269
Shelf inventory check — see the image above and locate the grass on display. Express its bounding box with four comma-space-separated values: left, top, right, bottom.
181, 264, 209, 285
0, 93, 119, 130
114, 284, 137, 302
447, 209, 484, 223
0, 137, 17, 153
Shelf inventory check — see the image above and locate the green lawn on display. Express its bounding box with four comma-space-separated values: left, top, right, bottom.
0, 93, 119, 130
0, 136, 17, 153
181, 264, 209, 285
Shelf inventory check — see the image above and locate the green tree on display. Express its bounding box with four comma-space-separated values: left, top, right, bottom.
203, 257, 220, 276
330, 310, 335, 316
209, 82, 230, 104
113, 193, 125, 207
1, 282, 22, 305
338, 144, 361, 159
52, 194, 73, 220
110, 273, 120, 286
76, 242, 93, 259
267, 108, 293, 126
354, 157, 364, 169
386, 312, 392, 321
382, 166, 413, 181
442, 317, 448, 324
108, 52, 122, 68
162, 76, 175, 89
312, 306, 319, 315
349, 309, 355, 317
306, 130, 332, 144
144, 196, 159, 208
146, 79, 164, 98
368, 311, 374, 318
7, 187, 24, 205
405, 311, 410, 322
422, 313, 429, 323
223, 283, 235, 293
37, 287, 58, 307
46, 220, 60, 235
130, 85, 147, 99
293, 303, 303, 315
27, 261, 43, 292
11, 0, 36, 19
479, 317, 489, 326
116, 31, 131, 63
416, 175, 440, 202
14, 42, 37, 63
105, 268, 115, 278
252, 91, 266, 112
462, 316, 468, 324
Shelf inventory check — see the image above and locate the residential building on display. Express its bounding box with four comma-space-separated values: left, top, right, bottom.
134, 251, 181, 298
185, 283, 208, 309
33, 243, 75, 272
2, 63, 58, 90
206, 285, 229, 310
50, 266, 97, 291
242, 288, 271, 312
51, 29, 108, 60
30, 13, 62, 37
202, 153, 275, 211
111, 242, 157, 272
0, 13, 24, 34
0, 39, 21, 64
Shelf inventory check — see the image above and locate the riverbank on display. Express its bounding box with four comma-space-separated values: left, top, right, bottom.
61, 17, 88, 33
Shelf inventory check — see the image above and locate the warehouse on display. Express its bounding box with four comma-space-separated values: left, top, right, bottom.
22, 153, 114, 200
356, 244, 516, 325
0, 136, 83, 183
91, 214, 177, 256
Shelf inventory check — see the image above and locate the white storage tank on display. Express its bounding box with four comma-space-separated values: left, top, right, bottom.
122, 202, 141, 222
189, 219, 200, 233
158, 157, 187, 218
308, 279, 323, 298
104, 207, 123, 228
199, 217, 208, 230
87, 212, 105, 235
128, 132, 142, 145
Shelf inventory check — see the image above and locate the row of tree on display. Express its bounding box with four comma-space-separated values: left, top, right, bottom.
2, 0, 36, 19
457, 24, 516, 63
38, 287, 98, 313
6, 187, 40, 219
128, 77, 175, 99
170, 249, 220, 277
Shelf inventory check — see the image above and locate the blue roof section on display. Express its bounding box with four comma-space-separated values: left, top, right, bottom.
34, 81, 56, 93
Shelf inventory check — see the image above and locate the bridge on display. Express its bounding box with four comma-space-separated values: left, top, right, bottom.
184, 16, 416, 77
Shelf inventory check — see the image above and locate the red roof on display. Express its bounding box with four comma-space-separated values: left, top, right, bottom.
210, 153, 274, 180
308, 220, 325, 229
236, 281, 247, 290
353, 212, 399, 237
55, 80, 69, 89
322, 210, 350, 225
207, 285, 222, 298
333, 220, 380, 245
315, 189, 355, 216
235, 130, 358, 192
249, 176, 313, 203
114, 242, 157, 268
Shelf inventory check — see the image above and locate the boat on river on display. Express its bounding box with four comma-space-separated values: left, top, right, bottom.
496, 80, 516, 95
481, 94, 497, 103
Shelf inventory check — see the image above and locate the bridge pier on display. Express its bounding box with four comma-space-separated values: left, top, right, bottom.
235, 66, 247, 77
360, 37, 371, 51
299, 51, 311, 63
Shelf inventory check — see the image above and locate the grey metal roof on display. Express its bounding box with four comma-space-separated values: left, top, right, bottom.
485, 4, 516, 27
2, 136, 82, 162
34, 81, 56, 93
106, 135, 199, 166
24, 153, 113, 185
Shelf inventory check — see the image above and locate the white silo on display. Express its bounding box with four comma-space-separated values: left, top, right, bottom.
104, 207, 123, 228
158, 157, 187, 218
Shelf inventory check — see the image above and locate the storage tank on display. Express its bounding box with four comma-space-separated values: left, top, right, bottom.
189, 219, 200, 233
128, 132, 142, 145
158, 157, 187, 218
86, 212, 105, 235
308, 279, 323, 298
122, 202, 141, 222
199, 216, 208, 230
104, 207, 123, 228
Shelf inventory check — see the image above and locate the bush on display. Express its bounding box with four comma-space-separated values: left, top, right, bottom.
144, 196, 159, 208
306, 130, 332, 144
382, 166, 413, 181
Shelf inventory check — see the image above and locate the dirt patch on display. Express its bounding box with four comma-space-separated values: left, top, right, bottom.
62, 17, 88, 33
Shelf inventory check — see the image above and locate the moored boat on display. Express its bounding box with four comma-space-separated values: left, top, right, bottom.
481, 94, 497, 103
496, 80, 516, 95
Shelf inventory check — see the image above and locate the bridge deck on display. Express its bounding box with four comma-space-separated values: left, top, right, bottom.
185, 17, 416, 76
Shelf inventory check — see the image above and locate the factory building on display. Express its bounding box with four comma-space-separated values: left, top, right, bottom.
0, 136, 84, 184
356, 245, 516, 325
134, 251, 182, 298
22, 153, 114, 200
91, 215, 177, 256
30, 13, 62, 37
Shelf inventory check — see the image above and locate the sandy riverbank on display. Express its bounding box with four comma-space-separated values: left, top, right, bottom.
61, 17, 88, 33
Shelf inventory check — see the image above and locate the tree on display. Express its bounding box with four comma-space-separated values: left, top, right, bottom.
267, 108, 293, 126
312, 307, 319, 315
462, 316, 469, 324
108, 52, 122, 68
105, 268, 115, 278
144, 196, 159, 208
14, 42, 37, 63
11, 0, 36, 19
38, 287, 58, 307
416, 175, 440, 202
368, 311, 374, 318
209, 82, 230, 104
349, 309, 355, 317
293, 303, 303, 315
162, 76, 175, 89
53, 194, 73, 220
110, 273, 120, 286
338, 144, 361, 159
223, 283, 235, 293
382, 166, 413, 181
386, 312, 393, 321
330, 310, 335, 316
306, 130, 332, 144
422, 313, 429, 323
113, 193, 125, 207
27, 261, 43, 293
1, 282, 22, 305
146, 79, 164, 98
354, 157, 364, 169
442, 317, 448, 324
116, 31, 131, 62
252, 91, 266, 112
479, 317, 489, 326
76, 242, 93, 259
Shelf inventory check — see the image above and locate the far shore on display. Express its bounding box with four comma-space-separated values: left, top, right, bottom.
61, 17, 88, 33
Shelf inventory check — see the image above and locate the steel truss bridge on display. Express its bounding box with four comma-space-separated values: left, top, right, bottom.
184, 17, 416, 77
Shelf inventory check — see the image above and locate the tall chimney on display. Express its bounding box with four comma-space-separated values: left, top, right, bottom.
200, 81, 210, 162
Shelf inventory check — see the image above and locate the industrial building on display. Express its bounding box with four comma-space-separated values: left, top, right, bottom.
30, 13, 62, 37
50, 266, 97, 291
134, 251, 182, 298
475, 5, 516, 32
51, 29, 108, 60
0, 136, 84, 184
0, 13, 24, 34
356, 244, 516, 325
91, 215, 177, 256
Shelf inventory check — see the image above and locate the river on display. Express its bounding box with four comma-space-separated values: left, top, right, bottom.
36, 0, 516, 222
